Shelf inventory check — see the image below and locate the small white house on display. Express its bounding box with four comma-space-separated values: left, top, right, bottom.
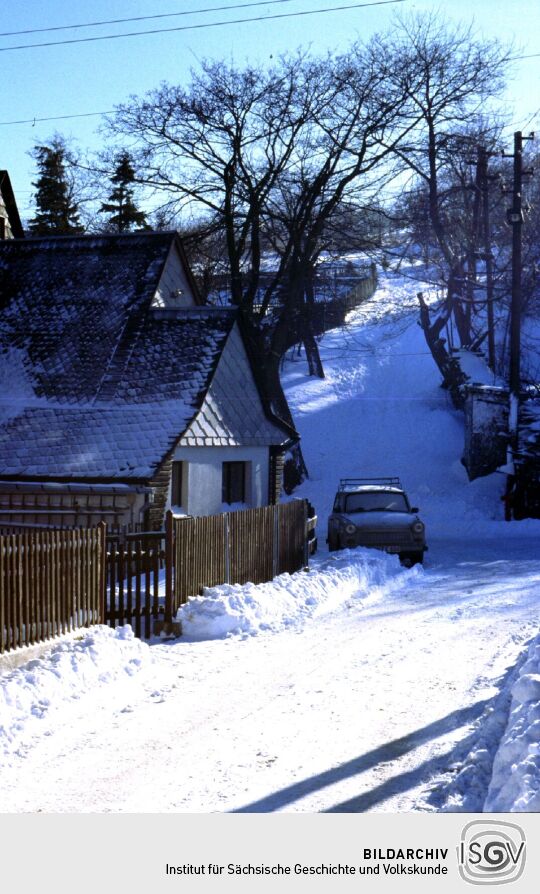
0, 232, 296, 529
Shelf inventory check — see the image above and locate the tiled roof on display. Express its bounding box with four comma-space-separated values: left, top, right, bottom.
110, 311, 234, 405
0, 232, 178, 401
0, 233, 237, 479
0, 405, 192, 478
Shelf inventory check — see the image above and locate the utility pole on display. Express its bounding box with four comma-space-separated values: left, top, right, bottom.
508, 131, 524, 400
477, 146, 496, 370
503, 130, 534, 519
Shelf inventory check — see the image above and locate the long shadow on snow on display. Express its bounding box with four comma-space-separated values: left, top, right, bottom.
231, 699, 489, 813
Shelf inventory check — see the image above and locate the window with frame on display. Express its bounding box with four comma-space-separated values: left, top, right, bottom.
171, 461, 184, 507
222, 461, 246, 504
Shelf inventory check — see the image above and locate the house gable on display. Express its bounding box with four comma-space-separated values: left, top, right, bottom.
152, 235, 201, 308
179, 322, 289, 448
0, 171, 24, 239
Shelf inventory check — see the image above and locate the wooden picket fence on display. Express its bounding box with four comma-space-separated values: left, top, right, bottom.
169, 501, 309, 620
1, 501, 316, 650
0, 525, 106, 654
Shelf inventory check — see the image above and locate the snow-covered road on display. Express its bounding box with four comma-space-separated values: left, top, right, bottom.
1, 265, 539, 812
0, 537, 538, 813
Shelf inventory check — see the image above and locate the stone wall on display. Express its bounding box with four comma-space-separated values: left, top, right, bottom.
463, 386, 509, 480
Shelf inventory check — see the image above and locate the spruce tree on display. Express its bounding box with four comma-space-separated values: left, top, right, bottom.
99, 152, 148, 232
28, 138, 83, 234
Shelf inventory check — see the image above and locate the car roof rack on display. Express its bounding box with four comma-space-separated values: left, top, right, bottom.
338, 477, 403, 490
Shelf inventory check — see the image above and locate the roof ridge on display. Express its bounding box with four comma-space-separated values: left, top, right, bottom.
16, 230, 177, 243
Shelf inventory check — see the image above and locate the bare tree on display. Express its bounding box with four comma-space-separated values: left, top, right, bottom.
256, 43, 412, 385
379, 12, 513, 396
103, 48, 412, 484
106, 55, 318, 305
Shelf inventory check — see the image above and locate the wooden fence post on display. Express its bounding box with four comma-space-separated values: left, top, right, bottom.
272, 504, 279, 579
98, 522, 107, 625
224, 512, 231, 584
164, 510, 174, 623
303, 499, 309, 569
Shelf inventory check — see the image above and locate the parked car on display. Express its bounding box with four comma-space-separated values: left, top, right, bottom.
327, 477, 427, 566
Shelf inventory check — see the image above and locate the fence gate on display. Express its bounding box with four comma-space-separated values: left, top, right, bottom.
105, 532, 164, 640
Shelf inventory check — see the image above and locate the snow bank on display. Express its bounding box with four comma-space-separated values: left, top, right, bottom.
0, 625, 150, 761
177, 547, 418, 639
430, 690, 516, 813
426, 632, 540, 813
484, 633, 540, 812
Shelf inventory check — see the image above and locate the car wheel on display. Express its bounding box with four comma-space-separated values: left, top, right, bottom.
399, 552, 423, 567
328, 536, 340, 552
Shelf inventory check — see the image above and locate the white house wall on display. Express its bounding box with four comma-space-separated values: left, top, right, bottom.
152, 242, 196, 308
0, 191, 14, 239
168, 322, 287, 515
168, 445, 269, 516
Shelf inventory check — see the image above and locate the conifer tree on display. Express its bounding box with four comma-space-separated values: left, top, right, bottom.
99, 152, 148, 232
28, 137, 83, 234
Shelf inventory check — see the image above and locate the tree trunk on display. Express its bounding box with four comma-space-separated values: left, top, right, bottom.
242, 314, 309, 487
303, 273, 325, 378
417, 291, 468, 407
304, 327, 325, 378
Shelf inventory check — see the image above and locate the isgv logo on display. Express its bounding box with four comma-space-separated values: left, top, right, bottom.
458, 821, 526, 885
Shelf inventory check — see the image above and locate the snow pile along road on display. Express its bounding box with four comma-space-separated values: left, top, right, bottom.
485, 632, 540, 811
0, 626, 150, 761
177, 547, 418, 639
425, 629, 540, 814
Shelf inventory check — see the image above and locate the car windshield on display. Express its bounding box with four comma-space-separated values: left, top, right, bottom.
344, 491, 409, 513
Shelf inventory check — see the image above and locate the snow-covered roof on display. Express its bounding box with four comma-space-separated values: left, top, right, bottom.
0, 232, 198, 401
0, 233, 240, 480
453, 349, 504, 389
0, 404, 195, 479
342, 485, 404, 494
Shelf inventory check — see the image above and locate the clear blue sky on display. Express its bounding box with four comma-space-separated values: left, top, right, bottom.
2, 0, 540, 220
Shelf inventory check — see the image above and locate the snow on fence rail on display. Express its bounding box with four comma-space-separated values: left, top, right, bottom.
0, 525, 106, 654
277, 264, 378, 353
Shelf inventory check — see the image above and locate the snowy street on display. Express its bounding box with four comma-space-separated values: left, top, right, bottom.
0, 538, 538, 813
1, 268, 540, 813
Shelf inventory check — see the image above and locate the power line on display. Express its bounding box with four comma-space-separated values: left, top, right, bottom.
520, 104, 540, 131
2, 91, 536, 132
0, 1, 296, 37
0, 30, 537, 128
0, 110, 115, 127
0, 0, 408, 53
